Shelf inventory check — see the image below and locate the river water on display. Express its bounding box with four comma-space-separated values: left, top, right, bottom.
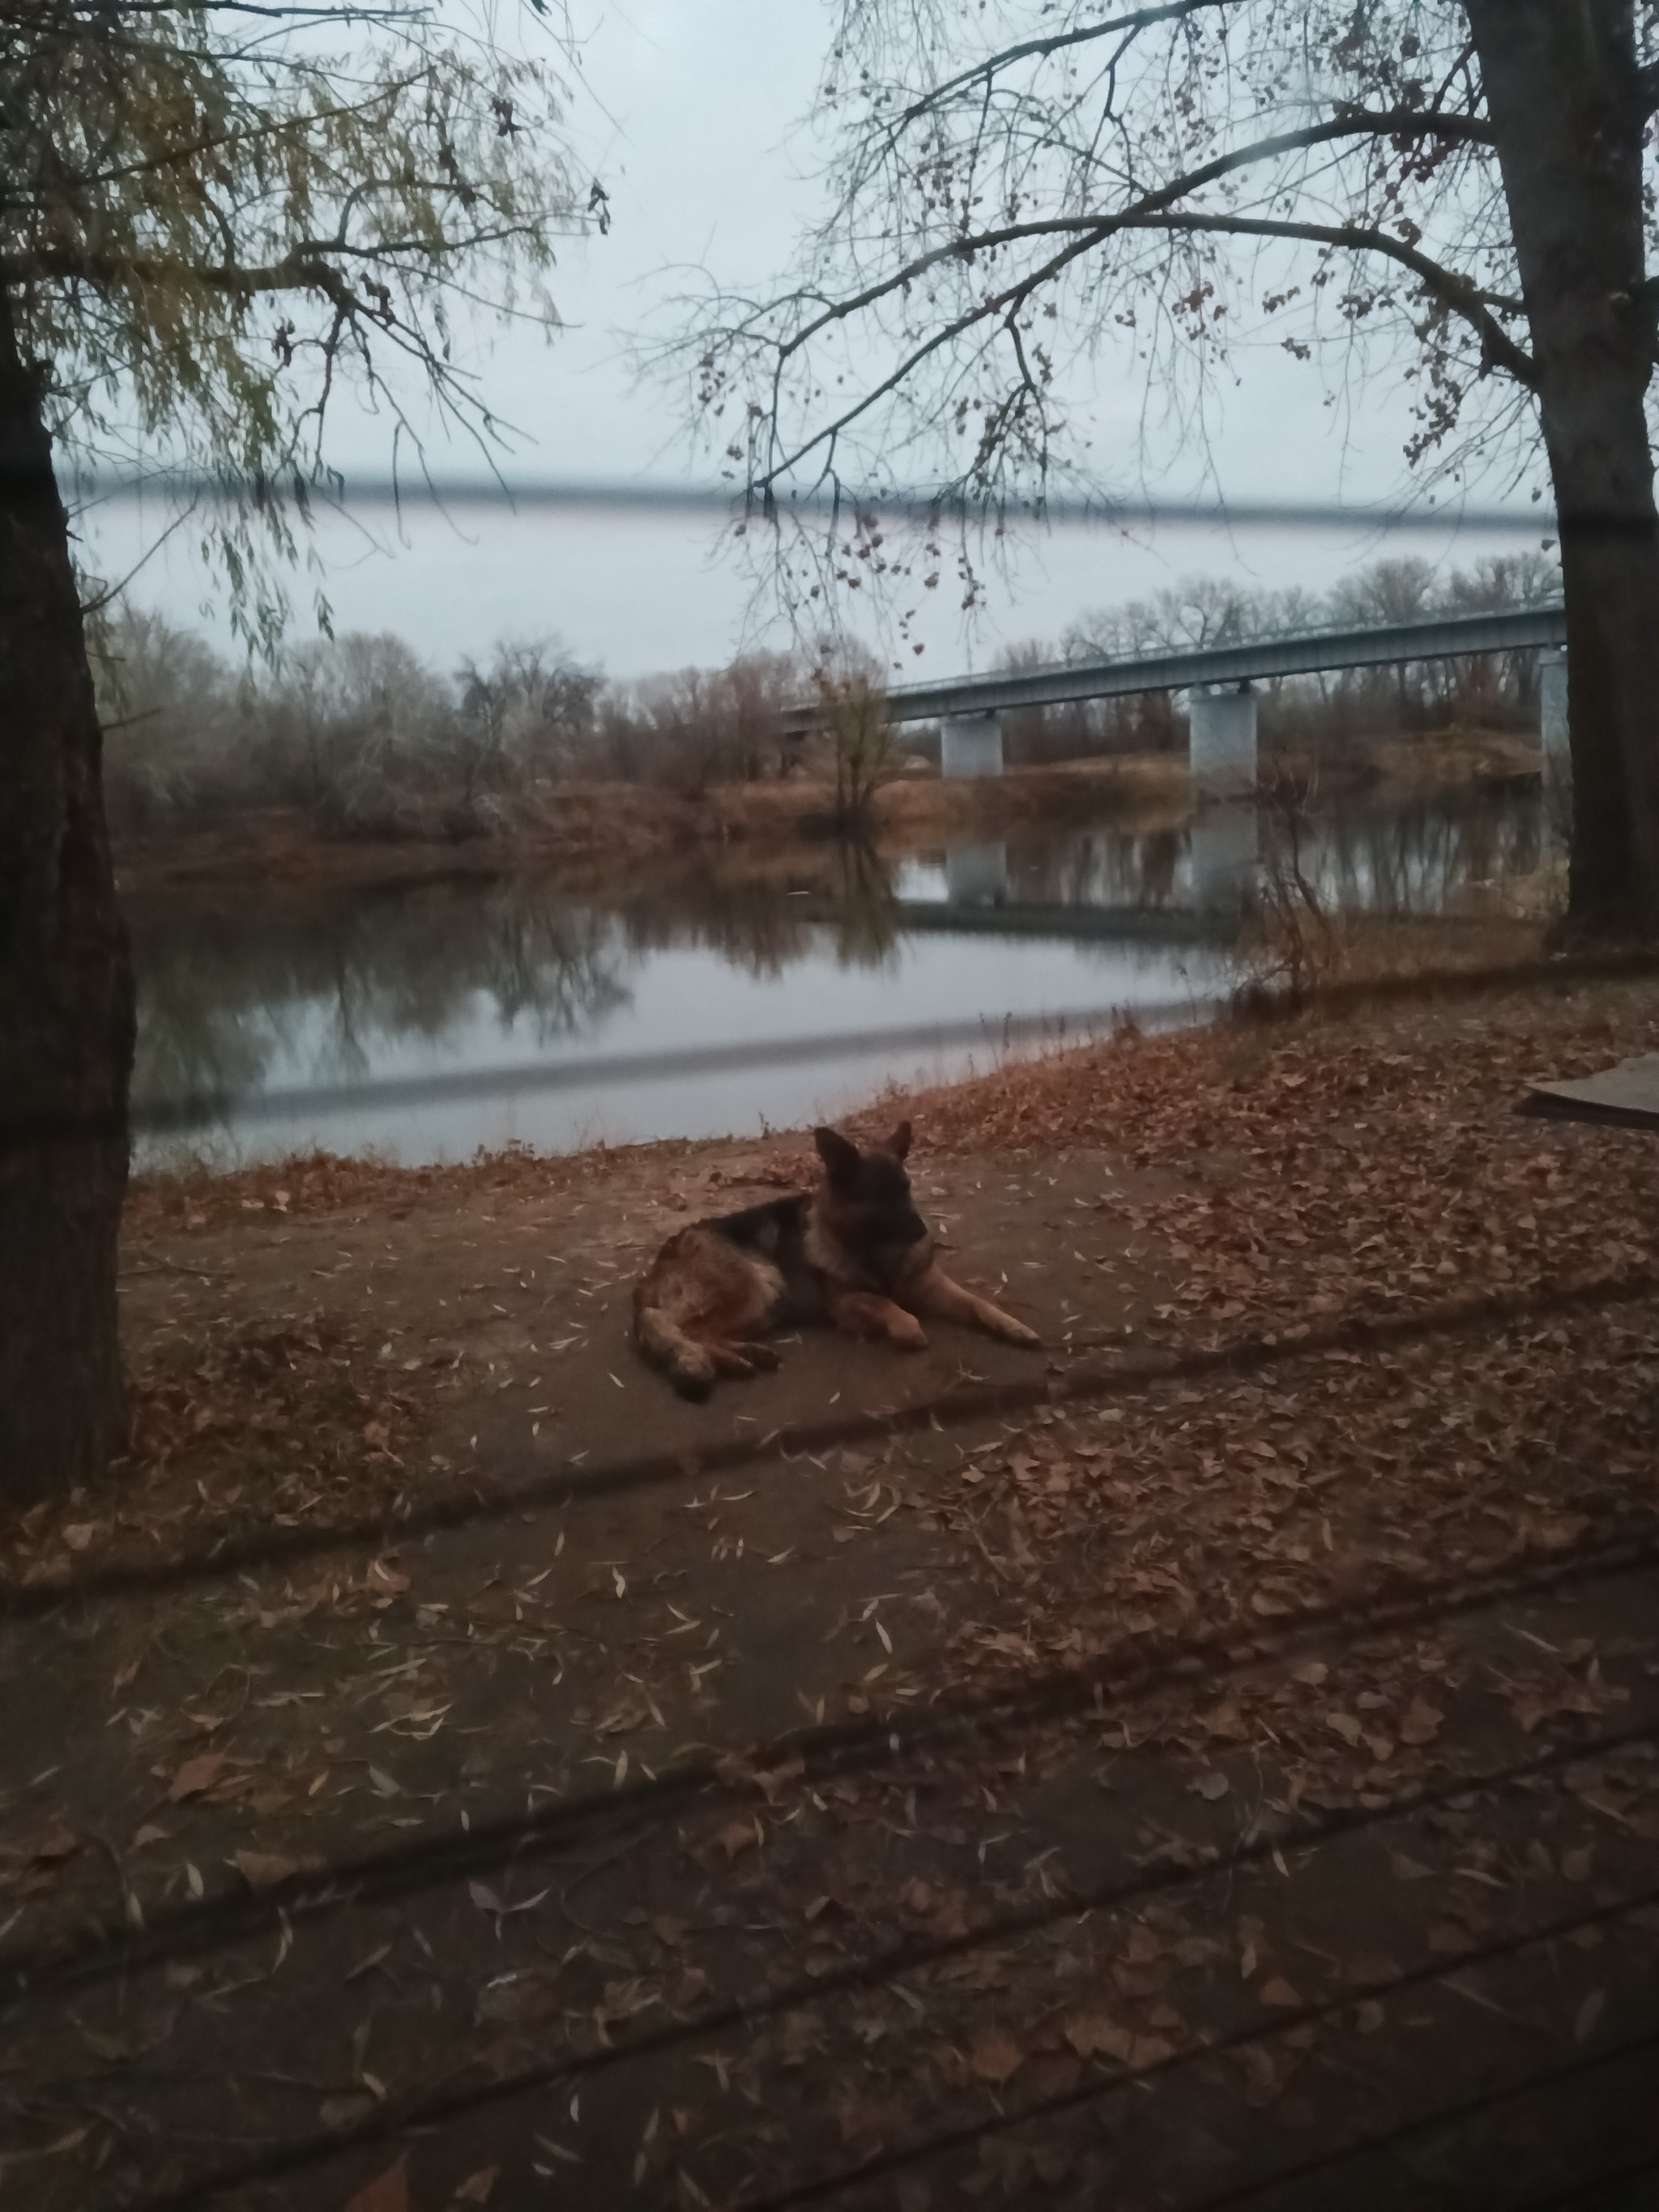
128, 785, 1546, 1166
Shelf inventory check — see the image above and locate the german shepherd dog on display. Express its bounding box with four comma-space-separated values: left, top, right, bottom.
633, 1120, 1039, 1400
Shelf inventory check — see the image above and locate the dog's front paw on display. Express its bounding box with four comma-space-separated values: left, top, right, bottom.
1001, 1318, 1041, 1347
892, 1315, 929, 1351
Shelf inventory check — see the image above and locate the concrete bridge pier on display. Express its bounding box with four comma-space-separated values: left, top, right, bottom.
1539, 650, 1571, 839
1188, 683, 1259, 798
945, 841, 1010, 906
940, 712, 1004, 779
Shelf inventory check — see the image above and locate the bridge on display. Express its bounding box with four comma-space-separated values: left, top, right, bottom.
783, 601, 1571, 921
779, 604, 1567, 735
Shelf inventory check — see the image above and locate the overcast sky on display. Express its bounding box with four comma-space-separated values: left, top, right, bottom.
84, 2, 1552, 684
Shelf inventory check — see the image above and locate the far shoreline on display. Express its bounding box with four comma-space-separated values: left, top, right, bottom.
112, 724, 1545, 897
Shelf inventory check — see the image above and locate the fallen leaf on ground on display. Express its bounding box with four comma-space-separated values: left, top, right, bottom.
1064, 2014, 1134, 2065
28, 1825, 80, 1864
169, 1752, 231, 1803
346, 2159, 408, 2212
1398, 1698, 1444, 1745
231, 1850, 301, 1891
969, 2024, 1025, 2086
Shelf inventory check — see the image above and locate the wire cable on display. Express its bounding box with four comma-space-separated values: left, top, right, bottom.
58, 470, 1567, 534
104, 944, 1659, 1137
117, 1867, 1659, 2210
1171, 2031, 1659, 2212
6, 1261, 1655, 1618
723, 1885, 1659, 2212
127, 998, 1208, 1136
9, 1522, 1657, 2005
3, 947, 1650, 1155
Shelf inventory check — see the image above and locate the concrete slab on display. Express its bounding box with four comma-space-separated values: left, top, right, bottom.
1525, 1053, 1659, 1130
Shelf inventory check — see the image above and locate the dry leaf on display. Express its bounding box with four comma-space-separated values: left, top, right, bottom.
1192, 1771, 1230, 1801
1398, 1698, 1444, 1745
1130, 2033, 1177, 2067
454, 2170, 500, 2206
1064, 2014, 1134, 2065
1324, 1712, 1363, 1747
968, 2024, 1025, 2086
779, 2012, 824, 2066
1428, 1923, 1473, 1956
1260, 1977, 1302, 2008
715, 1817, 761, 1862
29, 1824, 80, 1864
346, 2159, 409, 2212
231, 1850, 300, 1891
322, 2091, 377, 2130
169, 1752, 230, 1804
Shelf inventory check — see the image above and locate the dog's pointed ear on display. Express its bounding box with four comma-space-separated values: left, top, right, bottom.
814, 1126, 862, 1186
885, 1119, 913, 1161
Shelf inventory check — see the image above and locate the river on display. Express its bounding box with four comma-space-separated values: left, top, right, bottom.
127, 784, 1546, 1166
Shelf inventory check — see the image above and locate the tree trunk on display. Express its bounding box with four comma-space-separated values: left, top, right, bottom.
1468, 0, 1659, 931
0, 287, 135, 1505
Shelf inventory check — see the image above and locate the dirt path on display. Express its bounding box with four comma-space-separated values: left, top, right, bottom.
3, 978, 1659, 2210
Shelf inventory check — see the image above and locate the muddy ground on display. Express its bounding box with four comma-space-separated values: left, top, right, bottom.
2, 974, 1658, 2211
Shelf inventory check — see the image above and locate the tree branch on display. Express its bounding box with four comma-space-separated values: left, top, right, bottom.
778, 108, 1501, 367
745, 197, 1534, 491
1124, 211, 1537, 386
895, 0, 1239, 127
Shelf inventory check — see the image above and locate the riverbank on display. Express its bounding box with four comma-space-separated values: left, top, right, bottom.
4, 967, 1657, 2210
112, 722, 1542, 894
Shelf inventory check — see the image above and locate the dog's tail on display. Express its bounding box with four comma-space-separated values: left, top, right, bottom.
633, 1297, 718, 1402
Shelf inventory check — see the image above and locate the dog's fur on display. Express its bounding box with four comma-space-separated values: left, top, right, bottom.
633, 1120, 1038, 1400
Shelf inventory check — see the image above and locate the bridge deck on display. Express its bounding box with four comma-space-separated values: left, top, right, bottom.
780, 605, 1567, 734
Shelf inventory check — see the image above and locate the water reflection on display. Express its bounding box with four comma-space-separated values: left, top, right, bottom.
1272, 788, 1545, 913
130, 882, 628, 1115
128, 785, 1545, 1162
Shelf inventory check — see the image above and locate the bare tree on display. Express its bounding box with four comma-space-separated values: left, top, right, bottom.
686, 1, 1659, 931
812, 644, 895, 825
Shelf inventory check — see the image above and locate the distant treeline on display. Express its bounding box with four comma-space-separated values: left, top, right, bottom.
96, 552, 1559, 837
